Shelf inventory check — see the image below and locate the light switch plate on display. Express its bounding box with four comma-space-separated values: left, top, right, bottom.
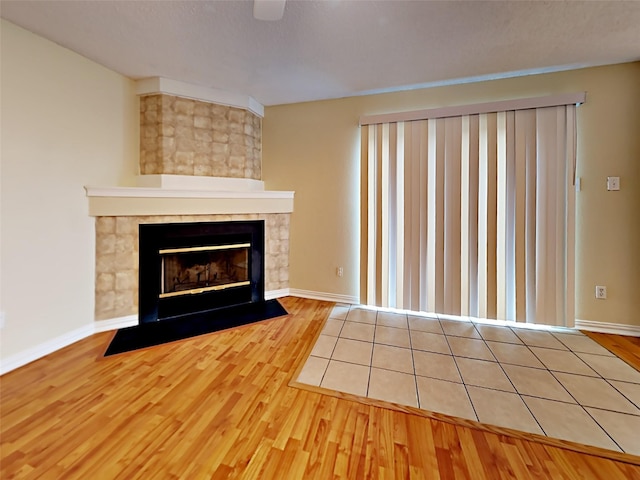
607, 176, 620, 191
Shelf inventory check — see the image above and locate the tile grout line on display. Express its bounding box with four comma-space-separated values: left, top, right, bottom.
406, 312, 421, 410
605, 378, 640, 410
440, 321, 480, 423
572, 398, 626, 453
365, 308, 377, 398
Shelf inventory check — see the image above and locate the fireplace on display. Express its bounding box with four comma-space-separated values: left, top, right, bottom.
139, 220, 264, 323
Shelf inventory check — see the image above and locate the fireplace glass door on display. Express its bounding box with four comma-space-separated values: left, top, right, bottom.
160, 243, 250, 298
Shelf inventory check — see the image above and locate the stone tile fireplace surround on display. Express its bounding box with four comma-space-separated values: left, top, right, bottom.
87, 79, 293, 324
94, 213, 289, 321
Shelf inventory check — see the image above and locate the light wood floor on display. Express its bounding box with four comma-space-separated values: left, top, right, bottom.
1, 297, 639, 479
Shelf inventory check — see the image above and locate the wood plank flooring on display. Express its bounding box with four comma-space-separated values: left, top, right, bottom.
1, 297, 639, 479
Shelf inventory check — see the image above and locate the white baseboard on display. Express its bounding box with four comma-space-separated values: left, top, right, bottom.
1, 315, 138, 375
1, 292, 295, 375
0, 324, 94, 376
94, 315, 138, 333
289, 289, 359, 305
575, 319, 640, 337
265, 288, 290, 300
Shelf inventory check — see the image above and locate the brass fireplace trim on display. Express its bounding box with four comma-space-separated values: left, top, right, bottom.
159, 281, 251, 299
159, 243, 251, 255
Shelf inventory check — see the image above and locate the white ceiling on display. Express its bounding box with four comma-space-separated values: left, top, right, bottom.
2, 1, 639, 106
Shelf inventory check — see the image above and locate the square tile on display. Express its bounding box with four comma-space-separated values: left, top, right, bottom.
554, 372, 639, 414
447, 336, 494, 361
416, 377, 477, 421
575, 352, 640, 383
345, 307, 377, 324
372, 344, 414, 374
455, 357, 514, 392
368, 368, 418, 407
554, 327, 583, 335
585, 408, 640, 455
440, 319, 481, 338
610, 380, 640, 407
296, 356, 329, 386
552, 332, 614, 356
375, 325, 411, 348
408, 315, 443, 334
466, 385, 543, 435
321, 360, 370, 397
329, 305, 349, 320
523, 397, 620, 451
502, 364, 575, 403
331, 338, 373, 366
310, 334, 338, 358
529, 347, 598, 376
340, 321, 375, 342
513, 329, 568, 350
475, 324, 523, 344
410, 331, 450, 354
321, 318, 344, 337
486, 341, 545, 368
377, 311, 408, 329
413, 350, 461, 383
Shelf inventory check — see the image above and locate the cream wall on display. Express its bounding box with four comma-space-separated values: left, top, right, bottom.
0, 20, 139, 362
262, 62, 640, 327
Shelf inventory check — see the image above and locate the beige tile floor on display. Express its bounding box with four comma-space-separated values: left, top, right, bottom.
296, 304, 640, 456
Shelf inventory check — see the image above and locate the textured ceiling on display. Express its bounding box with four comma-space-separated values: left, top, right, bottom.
2, 0, 639, 106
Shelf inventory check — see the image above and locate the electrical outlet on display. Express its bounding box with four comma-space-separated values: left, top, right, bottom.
595, 286, 607, 299
336, 267, 344, 277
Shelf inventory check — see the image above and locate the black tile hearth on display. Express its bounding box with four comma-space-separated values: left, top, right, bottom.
104, 299, 287, 356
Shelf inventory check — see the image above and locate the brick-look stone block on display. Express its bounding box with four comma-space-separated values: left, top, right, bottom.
194, 129, 212, 143
144, 110, 158, 123
97, 234, 116, 255
96, 291, 116, 315
96, 217, 116, 234
175, 125, 195, 140
96, 253, 116, 275
96, 273, 115, 293
115, 234, 135, 254
194, 116, 212, 129
228, 109, 245, 123
174, 98, 195, 115
194, 103, 210, 116
139, 94, 261, 179
162, 125, 175, 137
213, 131, 229, 143
115, 270, 136, 291
116, 217, 137, 235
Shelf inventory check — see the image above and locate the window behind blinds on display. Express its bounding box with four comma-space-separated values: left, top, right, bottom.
360, 99, 579, 326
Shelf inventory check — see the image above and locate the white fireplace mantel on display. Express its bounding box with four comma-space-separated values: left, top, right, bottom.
85, 175, 294, 217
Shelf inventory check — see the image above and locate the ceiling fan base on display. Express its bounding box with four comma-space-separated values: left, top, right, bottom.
253, 0, 286, 21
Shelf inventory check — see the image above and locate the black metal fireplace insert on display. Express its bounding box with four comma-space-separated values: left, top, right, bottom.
138, 220, 265, 323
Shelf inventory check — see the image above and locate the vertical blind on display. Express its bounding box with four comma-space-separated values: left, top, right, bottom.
360, 102, 578, 326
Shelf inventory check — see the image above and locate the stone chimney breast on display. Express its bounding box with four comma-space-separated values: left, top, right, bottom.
140, 94, 262, 179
